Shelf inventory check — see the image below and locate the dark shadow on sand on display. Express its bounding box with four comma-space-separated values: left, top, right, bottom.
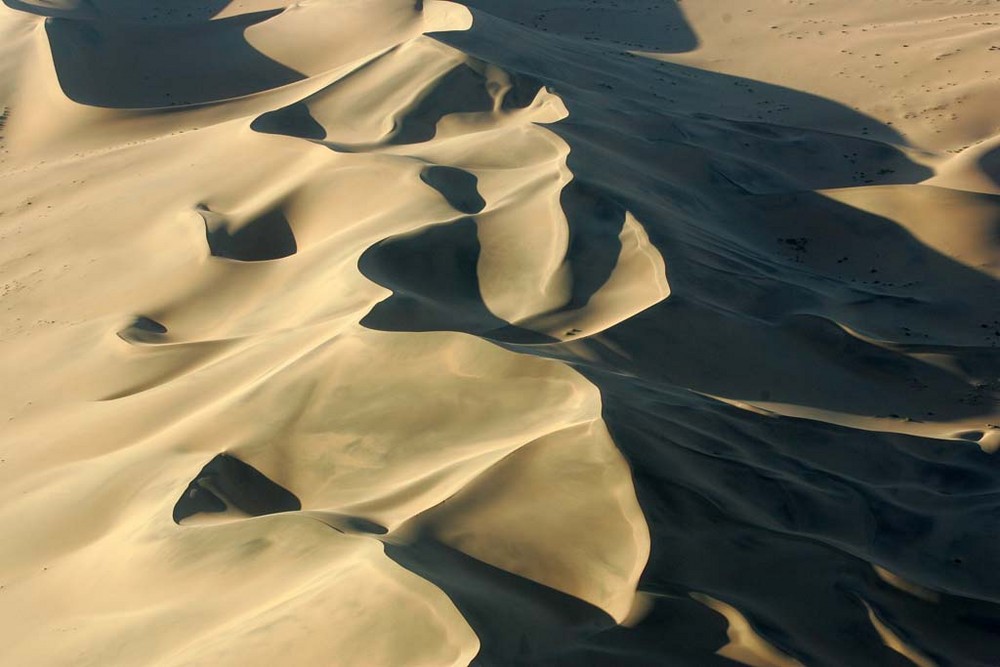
359, 217, 555, 344
116, 315, 168, 344
397, 3, 1000, 664
580, 386, 1000, 666
43, 9, 304, 108
420, 166, 486, 215
385, 535, 747, 667
202, 205, 297, 262
251, 101, 327, 141
389, 64, 496, 145
3, 0, 233, 22
451, 0, 698, 54
173, 453, 300, 524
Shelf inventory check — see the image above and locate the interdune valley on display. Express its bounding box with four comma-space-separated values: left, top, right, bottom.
0, 1, 998, 665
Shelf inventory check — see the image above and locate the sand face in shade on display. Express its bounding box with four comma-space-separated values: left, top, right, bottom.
0, 0, 999, 665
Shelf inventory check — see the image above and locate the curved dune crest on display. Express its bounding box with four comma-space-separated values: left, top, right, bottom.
691, 593, 804, 667
1, 0, 999, 665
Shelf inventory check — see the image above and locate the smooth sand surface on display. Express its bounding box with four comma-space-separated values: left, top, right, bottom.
0, 1, 997, 665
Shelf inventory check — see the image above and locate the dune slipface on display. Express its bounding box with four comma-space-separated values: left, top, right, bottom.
0, 1, 998, 666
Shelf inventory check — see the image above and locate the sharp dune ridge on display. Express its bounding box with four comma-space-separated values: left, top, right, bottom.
0, 0, 997, 665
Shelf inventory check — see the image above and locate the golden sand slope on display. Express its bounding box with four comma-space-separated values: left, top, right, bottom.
0, 0, 998, 665
0, 2, 656, 664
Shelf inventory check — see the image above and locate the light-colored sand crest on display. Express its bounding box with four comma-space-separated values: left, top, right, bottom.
863, 601, 939, 667
690, 593, 803, 667
873, 565, 941, 604
823, 184, 1000, 280
929, 133, 1000, 195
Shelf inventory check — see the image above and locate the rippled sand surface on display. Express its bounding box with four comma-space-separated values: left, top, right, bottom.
0, 1, 998, 665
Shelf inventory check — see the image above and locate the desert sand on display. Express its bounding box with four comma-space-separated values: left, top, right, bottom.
0, 0, 997, 665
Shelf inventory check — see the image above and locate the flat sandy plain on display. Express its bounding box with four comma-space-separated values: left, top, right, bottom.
0, 1, 998, 665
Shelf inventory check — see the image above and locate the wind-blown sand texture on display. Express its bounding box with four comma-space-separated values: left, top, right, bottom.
0, 0, 998, 665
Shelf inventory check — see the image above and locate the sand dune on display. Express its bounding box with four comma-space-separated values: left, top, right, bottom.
0, 0, 998, 665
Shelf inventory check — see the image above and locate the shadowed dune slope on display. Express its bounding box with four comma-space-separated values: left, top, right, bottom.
0, 0, 998, 666
45, 9, 304, 108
